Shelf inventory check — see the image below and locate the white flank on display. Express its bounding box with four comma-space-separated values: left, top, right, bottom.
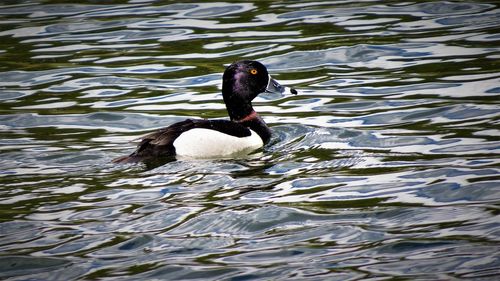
173, 128, 263, 158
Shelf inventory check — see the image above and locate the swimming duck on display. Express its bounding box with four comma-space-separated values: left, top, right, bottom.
113, 60, 296, 164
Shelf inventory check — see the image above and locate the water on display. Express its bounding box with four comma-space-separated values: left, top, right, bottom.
0, 1, 499, 280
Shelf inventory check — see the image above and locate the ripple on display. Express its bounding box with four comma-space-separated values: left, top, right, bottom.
262, 43, 490, 71
45, 73, 220, 92
167, 205, 330, 237
0, 221, 43, 246
0, 65, 191, 87
362, 244, 500, 276
0, 112, 182, 132
0, 19, 135, 38
0, 90, 35, 101
0, 3, 106, 17
33, 42, 158, 52
29, 28, 193, 43
77, 3, 255, 19
0, 256, 71, 278
14, 101, 77, 109
40, 234, 115, 255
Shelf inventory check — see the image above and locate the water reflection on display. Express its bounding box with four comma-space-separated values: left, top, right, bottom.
0, 0, 499, 280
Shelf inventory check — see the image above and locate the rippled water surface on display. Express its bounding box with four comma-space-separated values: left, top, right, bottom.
1, 1, 499, 280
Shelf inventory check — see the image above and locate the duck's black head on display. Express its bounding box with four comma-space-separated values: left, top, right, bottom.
222, 60, 293, 121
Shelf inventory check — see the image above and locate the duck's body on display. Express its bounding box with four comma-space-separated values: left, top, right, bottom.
113, 60, 295, 164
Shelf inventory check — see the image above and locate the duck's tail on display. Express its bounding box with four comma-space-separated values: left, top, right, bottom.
111, 154, 142, 164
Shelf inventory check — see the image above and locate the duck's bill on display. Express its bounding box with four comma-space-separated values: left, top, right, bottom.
265, 75, 298, 95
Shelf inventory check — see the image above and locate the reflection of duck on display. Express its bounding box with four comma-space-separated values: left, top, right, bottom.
113, 60, 297, 164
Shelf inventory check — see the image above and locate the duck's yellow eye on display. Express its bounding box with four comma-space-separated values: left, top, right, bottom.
250, 69, 258, 75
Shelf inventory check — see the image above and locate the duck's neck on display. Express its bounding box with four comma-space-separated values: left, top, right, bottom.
236, 110, 272, 144
236, 110, 258, 123
222, 87, 271, 143
222, 89, 254, 121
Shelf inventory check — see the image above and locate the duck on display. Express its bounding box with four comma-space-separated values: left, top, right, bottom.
113, 60, 297, 164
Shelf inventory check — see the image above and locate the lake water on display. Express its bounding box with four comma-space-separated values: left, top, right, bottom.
1, 1, 499, 280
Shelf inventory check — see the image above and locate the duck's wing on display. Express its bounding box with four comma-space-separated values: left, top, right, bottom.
112, 119, 251, 163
